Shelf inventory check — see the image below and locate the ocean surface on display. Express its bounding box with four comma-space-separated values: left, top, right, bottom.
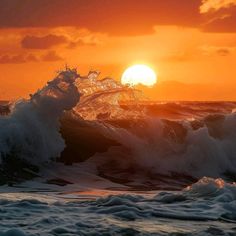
0, 69, 236, 236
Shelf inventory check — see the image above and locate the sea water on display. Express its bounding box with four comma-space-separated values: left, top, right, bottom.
0, 68, 236, 235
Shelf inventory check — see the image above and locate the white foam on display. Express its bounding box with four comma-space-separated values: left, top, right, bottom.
0, 177, 235, 235
0, 68, 80, 165
97, 114, 236, 178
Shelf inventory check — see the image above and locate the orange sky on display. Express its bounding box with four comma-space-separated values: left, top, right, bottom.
0, 0, 236, 101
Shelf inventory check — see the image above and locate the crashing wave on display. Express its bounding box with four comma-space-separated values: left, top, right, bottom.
92, 113, 236, 180
0, 68, 80, 165
0, 67, 143, 168
74, 70, 145, 120
1, 67, 236, 185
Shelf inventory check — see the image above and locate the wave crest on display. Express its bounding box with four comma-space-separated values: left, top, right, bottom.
0, 68, 80, 165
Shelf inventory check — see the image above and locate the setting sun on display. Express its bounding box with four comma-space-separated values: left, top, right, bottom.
0, 1, 236, 234
121, 64, 157, 87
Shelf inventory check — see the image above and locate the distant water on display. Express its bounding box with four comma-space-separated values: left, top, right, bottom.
0, 68, 236, 235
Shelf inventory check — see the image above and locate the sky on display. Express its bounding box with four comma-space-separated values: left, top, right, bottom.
0, 0, 236, 101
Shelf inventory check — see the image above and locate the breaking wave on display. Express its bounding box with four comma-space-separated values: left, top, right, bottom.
0, 68, 80, 165
95, 113, 236, 180
0, 68, 236, 185
1, 67, 236, 235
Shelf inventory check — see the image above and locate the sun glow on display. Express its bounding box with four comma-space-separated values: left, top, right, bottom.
121, 64, 157, 87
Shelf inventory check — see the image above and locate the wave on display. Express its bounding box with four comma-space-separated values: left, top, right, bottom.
91, 113, 236, 180
140, 101, 236, 120
0, 68, 80, 166
0, 67, 236, 187
93, 177, 236, 221
0, 177, 235, 235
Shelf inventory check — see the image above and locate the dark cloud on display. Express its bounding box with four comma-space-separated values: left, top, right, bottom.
21, 34, 68, 49
0, 53, 38, 64
1, 0, 235, 34
200, 45, 233, 56
0, 0, 201, 35
41, 51, 63, 61
0, 50, 62, 64
216, 48, 231, 56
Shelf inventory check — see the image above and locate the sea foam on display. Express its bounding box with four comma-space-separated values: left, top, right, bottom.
0, 68, 80, 165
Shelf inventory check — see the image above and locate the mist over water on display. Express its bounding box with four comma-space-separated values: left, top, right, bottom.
0, 68, 236, 235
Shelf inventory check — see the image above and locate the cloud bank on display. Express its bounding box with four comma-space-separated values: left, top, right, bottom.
21, 34, 67, 49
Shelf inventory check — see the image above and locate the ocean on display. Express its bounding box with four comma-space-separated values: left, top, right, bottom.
0, 69, 235, 236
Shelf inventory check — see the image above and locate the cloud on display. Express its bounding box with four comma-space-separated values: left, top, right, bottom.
0, 50, 63, 63
200, 45, 233, 56
20, 29, 102, 50
21, 34, 68, 49
200, 0, 236, 13
41, 50, 63, 61
0, 1, 235, 34
216, 47, 231, 55
0, 0, 200, 36
0, 53, 38, 64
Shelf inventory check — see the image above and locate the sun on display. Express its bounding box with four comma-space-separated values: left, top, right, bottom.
121, 64, 157, 87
